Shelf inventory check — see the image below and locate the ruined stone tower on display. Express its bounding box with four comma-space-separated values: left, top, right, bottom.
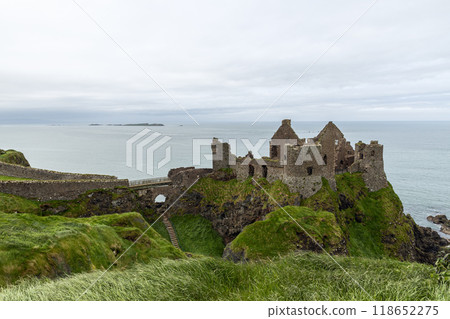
211, 120, 388, 198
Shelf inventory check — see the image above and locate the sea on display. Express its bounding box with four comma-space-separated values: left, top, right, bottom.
1, 121, 449, 235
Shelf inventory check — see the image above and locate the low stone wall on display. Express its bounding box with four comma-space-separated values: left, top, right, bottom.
0, 162, 117, 181
0, 179, 129, 201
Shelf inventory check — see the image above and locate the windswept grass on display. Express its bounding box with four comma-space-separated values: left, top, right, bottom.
170, 214, 225, 257
191, 177, 299, 212
304, 173, 417, 260
0, 175, 30, 181
0, 149, 30, 167
229, 206, 344, 259
0, 192, 41, 214
0, 212, 184, 286
0, 253, 447, 301
153, 215, 225, 257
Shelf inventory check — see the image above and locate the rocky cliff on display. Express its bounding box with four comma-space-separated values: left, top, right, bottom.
0, 149, 30, 167
169, 172, 448, 264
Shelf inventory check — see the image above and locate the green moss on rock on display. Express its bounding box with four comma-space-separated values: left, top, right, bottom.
0, 212, 184, 286
0, 149, 30, 167
191, 177, 299, 213
227, 206, 345, 260
305, 173, 417, 261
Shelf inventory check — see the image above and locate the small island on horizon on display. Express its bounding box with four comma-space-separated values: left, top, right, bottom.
89, 123, 164, 127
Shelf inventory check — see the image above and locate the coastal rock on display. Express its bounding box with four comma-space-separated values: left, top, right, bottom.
410, 220, 450, 264
427, 214, 450, 235
0, 149, 30, 167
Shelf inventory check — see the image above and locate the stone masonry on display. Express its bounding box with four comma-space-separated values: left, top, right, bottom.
211, 119, 388, 198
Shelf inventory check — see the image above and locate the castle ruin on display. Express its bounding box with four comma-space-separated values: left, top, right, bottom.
211, 120, 388, 198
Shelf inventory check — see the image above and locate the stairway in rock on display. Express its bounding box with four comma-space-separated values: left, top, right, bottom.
162, 216, 180, 249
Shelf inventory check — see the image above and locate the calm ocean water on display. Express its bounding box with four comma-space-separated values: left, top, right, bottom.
1, 121, 449, 234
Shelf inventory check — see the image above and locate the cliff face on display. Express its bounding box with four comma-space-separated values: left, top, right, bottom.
171, 176, 301, 244
3, 167, 446, 265
171, 172, 448, 264
0, 149, 30, 167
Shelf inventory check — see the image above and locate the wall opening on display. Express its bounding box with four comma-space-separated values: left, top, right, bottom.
371, 150, 375, 156
249, 164, 255, 177
262, 165, 268, 178
155, 194, 166, 203
360, 153, 364, 160
307, 167, 313, 176
323, 155, 327, 165
270, 145, 278, 158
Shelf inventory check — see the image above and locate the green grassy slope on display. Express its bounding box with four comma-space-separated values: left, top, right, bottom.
0, 193, 41, 214
305, 173, 416, 260
0, 253, 447, 301
170, 214, 225, 257
225, 173, 424, 262
229, 206, 344, 260
0, 149, 30, 167
0, 212, 184, 286
191, 177, 299, 213
0, 175, 30, 181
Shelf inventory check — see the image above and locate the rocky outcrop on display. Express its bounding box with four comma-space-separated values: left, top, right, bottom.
427, 214, 450, 235
0, 149, 30, 167
40, 187, 161, 220
173, 190, 283, 244
410, 219, 450, 264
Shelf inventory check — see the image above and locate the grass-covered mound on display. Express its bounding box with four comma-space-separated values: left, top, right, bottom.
0, 149, 30, 167
153, 215, 225, 257
0, 212, 184, 286
0, 253, 447, 301
210, 173, 438, 263
0, 192, 41, 214
304, 173, 417, 260
227, 206, 345, 260
170, 215, 225, 257
191, 177, 299, 213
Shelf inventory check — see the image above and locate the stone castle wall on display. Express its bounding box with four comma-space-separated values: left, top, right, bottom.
213, 120, 389, 198
350, 140, 388, 191
0, 179, 129, 201
0, 161, 117, 181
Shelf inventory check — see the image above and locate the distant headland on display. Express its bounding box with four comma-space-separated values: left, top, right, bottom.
89, 123, 164, 127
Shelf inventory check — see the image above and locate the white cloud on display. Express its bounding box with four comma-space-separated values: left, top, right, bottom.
0, 0, 449, 123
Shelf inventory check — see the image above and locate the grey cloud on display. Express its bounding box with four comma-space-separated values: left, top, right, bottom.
1, 0, 450, 124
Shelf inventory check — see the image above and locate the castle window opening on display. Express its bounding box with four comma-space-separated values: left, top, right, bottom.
307, 167, 313, 176
371, 150, 375, 156
155, 194, 166, 203
335, 140, 339, 146
249, 164, 255, 177
271, 145, 278, 158
323, 155, 327, 165
262, 165, 268, 178
360, 153, 364, 160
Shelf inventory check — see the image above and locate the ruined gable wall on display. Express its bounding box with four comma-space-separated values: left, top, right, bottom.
350, 141, 388, 191
281, 145, 325, 197
211, 139, 231, 171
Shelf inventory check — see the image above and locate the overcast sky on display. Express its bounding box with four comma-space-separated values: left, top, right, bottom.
1, 0, 450, 124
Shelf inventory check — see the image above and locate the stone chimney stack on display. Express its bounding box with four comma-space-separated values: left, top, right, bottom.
282, 119, 291, 126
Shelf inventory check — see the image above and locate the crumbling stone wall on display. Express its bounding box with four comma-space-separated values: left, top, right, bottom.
0, 179, 129, 201
350, 140, 388, 191
0, 161, 117, 181
212, 119, 389, 198
211, 138, 232, 171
